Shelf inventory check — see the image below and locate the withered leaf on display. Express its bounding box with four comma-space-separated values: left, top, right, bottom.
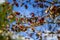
38, 3, 43, 8
25, 5, 28, 9
13, 0, 16, 1
15, 3, 19, 7
20, 3, 24, 7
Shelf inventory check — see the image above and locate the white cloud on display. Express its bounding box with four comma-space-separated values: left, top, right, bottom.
0, 0, 5, 4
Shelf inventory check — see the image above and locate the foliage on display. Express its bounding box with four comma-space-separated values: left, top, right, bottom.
0, 1, 15, 28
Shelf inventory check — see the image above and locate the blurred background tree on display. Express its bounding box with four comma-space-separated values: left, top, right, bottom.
0, 0, 60, 40
0, 0, 15, 29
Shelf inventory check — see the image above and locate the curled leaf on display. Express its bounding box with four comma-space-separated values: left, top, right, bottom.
25, 5, 28, 9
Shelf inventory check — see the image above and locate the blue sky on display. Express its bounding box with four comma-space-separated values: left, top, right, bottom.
7, 0, 60, 40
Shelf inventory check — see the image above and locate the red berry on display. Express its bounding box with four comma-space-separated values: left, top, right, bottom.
39, 18, 44, 23
14, 2, 19, 7
21, 18, 24, 21
6, 2, 10, 4
16, 12, 20, 15
31, 12, 35, 17
19, 26, 23, 30
41, 18, 44, 21
16, 18, 18, 21
30, 21, 32, 23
